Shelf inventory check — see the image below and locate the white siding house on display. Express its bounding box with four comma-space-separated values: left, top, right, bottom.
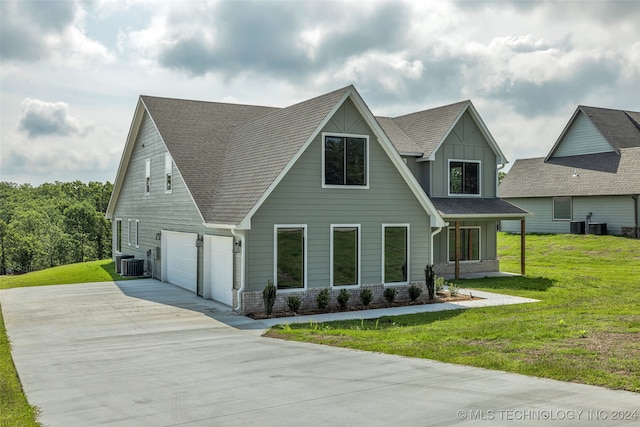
500, 106, 640, 237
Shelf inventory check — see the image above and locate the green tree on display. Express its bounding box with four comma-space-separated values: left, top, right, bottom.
64, 201, 99, 263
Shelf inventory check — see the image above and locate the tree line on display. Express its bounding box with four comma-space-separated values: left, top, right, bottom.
0, 181, 113, 275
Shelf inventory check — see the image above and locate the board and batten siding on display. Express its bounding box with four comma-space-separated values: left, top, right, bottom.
428, 111, 498, 198
552, 112, 613, 158
111, 111, 239, 290
501, 196, 636, 235
246, 99, 431, 292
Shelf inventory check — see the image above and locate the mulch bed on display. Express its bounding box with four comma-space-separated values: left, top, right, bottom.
247, 291, 481, 320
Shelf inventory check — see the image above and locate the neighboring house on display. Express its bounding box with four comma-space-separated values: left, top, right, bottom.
500, 106, 640, 237
106, 85, 525, 313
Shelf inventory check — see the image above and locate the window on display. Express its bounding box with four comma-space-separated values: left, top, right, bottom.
135, 220, 140, 248
449, 160, 480, 195
448, 227, 480, 262
275, 226, 306, 289
323, 134, 368, 187
127, 219, 132, 246
145, 158, 151, 195
553, 197, 572, 221
331, 225, 360, 286
383, 225, 409, 284
165, 153, 173, 193
115, 219, 122, 253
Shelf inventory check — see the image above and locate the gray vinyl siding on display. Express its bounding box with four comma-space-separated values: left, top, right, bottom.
501, 196, 637, 235
432, 220, 498, 264
247, 100, 431, 292
428, 111, 498, 197
111, 112, 240, 289
552, 112, 613, 158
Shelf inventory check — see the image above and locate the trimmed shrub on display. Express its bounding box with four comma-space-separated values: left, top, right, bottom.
287, 295, 301, 314
359, 288, 373, 306
435, 276, 445, 293
316, 288, 330, 310
337, 288, 350, 309
383, 287, 396, 304
263, 280, 276, 316
408, 284, 422, 301
448, 281, 460, 297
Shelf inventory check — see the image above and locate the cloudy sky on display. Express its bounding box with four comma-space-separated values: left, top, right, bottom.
1, 0, 639, 185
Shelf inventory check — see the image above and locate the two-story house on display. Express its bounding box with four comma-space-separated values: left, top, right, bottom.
106, 85, 527, 313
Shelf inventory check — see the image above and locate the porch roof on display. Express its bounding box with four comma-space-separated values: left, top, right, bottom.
431, 197, 529, 219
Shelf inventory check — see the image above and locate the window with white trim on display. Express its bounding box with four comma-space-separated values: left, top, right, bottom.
553, 197, 572, 221
323, 134, 368, 187
145, 158, 151, 195
274, 225, 306, 289
383, 225, 409, 284
449, 160, 480, 196
331, 225, 360, 286
448, 227, 480, 262
115, 219, 122, 253
165, 153, 173, 193
135, 220, 140, 248
127, 219, 132, 246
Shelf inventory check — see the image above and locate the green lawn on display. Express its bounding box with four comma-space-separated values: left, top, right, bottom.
267, 233, 640, 393
0, 259, 126, 426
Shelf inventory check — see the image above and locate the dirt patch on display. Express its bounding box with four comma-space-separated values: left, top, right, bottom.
247, 291, 478, 320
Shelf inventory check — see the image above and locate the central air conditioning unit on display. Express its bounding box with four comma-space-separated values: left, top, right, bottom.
115, 254, 134, 273
121, 258, 145, 276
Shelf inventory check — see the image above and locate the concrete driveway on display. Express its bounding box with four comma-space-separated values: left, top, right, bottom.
2, 280, 638, 426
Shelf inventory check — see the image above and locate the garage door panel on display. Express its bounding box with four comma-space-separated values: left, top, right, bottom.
164, 231, 197, 293
205, 236, 233, 306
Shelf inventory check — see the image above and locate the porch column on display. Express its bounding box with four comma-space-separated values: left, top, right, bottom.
520, 219, 526, 276
455, 220, 460, 280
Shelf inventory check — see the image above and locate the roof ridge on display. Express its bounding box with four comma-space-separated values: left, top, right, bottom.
140, 94, 277, 110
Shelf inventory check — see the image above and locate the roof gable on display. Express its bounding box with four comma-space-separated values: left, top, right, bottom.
388, 101, 507, 163
546, 106, 640, 160
108, 86, 448, 228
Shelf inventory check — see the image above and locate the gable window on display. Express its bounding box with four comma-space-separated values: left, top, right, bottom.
448, 227, 480, 262
331, 225, 360, 286
145, 158, 151, 195
165, 153, 173, 193
275, 226, 306, 289
383, 225, 409, 284
553, 197, 572, 221
449, 160, 480, 196
323, 134, 368, 187
115, 219, 122, 253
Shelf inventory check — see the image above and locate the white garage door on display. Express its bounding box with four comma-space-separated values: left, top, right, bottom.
204, 235, 234, 306
163, 231, 198, 293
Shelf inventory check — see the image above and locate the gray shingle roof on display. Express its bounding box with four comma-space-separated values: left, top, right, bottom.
503, 105, 640, 199
207, 86, 351, 225
580, 106, 640, 151
140, 96, 278, 218
388, 100, 469, 158
431, 197, 529, 218
375, 116, 422, 154
500, 148, 640, 198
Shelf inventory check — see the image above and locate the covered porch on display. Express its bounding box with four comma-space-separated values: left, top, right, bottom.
431, 198, 530, 279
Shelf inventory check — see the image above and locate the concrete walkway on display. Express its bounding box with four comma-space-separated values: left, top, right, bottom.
2, 280, 638, 426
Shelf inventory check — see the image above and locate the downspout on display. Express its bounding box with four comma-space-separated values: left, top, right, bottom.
633, 195, 639, 238
430, 226, 444, 266
231, 228, 246, 312
496, 163, 506, 197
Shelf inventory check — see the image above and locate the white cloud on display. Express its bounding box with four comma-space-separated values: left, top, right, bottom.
18, 98, 93, 138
